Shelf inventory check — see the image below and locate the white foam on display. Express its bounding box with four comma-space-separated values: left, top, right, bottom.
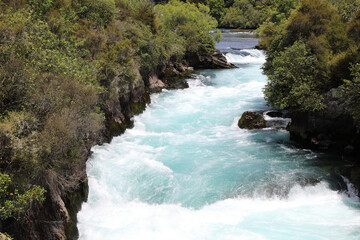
78, 183, 360, 240
225, 49, 266, 64
78, 46, 360, 240
341, 176, 360, 200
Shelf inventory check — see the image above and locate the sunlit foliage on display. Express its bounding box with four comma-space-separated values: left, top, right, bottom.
261, 0, 360, 123
0, 173, 46, 220
155, 0, 219, 54
0, 0, 219, 231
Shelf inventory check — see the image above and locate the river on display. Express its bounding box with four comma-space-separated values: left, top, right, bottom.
77, 30, 360, 240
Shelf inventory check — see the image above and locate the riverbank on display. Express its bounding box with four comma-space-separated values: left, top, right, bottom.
1, 48, 235, 240
287, 108, 360, 197
0, 1, 230, 238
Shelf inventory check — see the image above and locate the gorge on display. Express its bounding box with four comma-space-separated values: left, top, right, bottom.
1, 1, 360, 239
77, 30, 360, 240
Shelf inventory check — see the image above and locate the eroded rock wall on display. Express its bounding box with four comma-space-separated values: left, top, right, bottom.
287, 89, 360, 196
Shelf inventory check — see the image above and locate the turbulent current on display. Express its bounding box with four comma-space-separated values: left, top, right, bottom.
78, 30, 360, 240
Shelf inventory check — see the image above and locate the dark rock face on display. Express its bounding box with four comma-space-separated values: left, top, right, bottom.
103, 71, 151, 141
148, 75, 166, 93
238, 111, 266, 129
186, 50, 237, 69
140, 61, 191, 92
3, 164, 88, 240
349, 167, 360, 195
103, 96, 127, 139
286, 89, 360, 196
142, 50, 236, 92
287, 90, 359, 153
156, 60, 190, 90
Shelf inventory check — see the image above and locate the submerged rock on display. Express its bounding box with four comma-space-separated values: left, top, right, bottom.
296, 176, 321, 187
238, 111, 266, 129
329, 172, 349, 192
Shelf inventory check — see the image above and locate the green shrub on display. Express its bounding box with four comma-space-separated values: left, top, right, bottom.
328, 0, 360, 20
155, 0, 219, 54
285, 0, 336, 43
28, 0, 54, 17
341, 63, 360, 127
261, 0, 360, 115
220, 0, 270, 28
0, 172, 46, 220
75, 0, 116, 26
347, 10, 360, 42
208, 0, 225, 23
263, 41, 325, 111
132, 0, 158, 33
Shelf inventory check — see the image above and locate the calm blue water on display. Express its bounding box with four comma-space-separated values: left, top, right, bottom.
77, 31, 360, 240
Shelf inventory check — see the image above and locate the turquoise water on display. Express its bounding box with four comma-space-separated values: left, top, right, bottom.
77, 34, 360, 240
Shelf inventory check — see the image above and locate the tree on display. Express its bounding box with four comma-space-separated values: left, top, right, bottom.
221, 0, 261, 28
328, 0, 360, 20
347, 10, 360, 42
208, 0, 225, 23
284, 0, 337, 44
341, 63, 360, 127
155, 0, 219, 54
28, 0, 53, 17
73, 0, 116, 26
263, 41, 325, 111
0, 173, 45, 220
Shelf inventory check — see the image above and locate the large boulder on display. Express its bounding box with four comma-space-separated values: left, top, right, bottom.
185, 50, 237, 69
238, 111, 266, 129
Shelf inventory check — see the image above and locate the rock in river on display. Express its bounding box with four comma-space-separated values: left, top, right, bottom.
238, 111, 266, 129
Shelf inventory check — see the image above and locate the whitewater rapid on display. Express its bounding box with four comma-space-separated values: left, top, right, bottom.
78, 40, 360, 240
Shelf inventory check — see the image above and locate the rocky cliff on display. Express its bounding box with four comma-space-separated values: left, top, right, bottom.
286, 89, 360, 196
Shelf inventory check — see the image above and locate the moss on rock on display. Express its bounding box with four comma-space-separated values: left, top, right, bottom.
238, 111, 266, 129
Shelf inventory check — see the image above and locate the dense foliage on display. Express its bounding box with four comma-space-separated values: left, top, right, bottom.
156, 0, 359, 31
155, 0, 219, 54
261, 0, 360, 125
154, 0, 301, 29
0, 173, 46, 220
2, 0, 359, 237
341, 63, 360, 126
0, 0, 218, 233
